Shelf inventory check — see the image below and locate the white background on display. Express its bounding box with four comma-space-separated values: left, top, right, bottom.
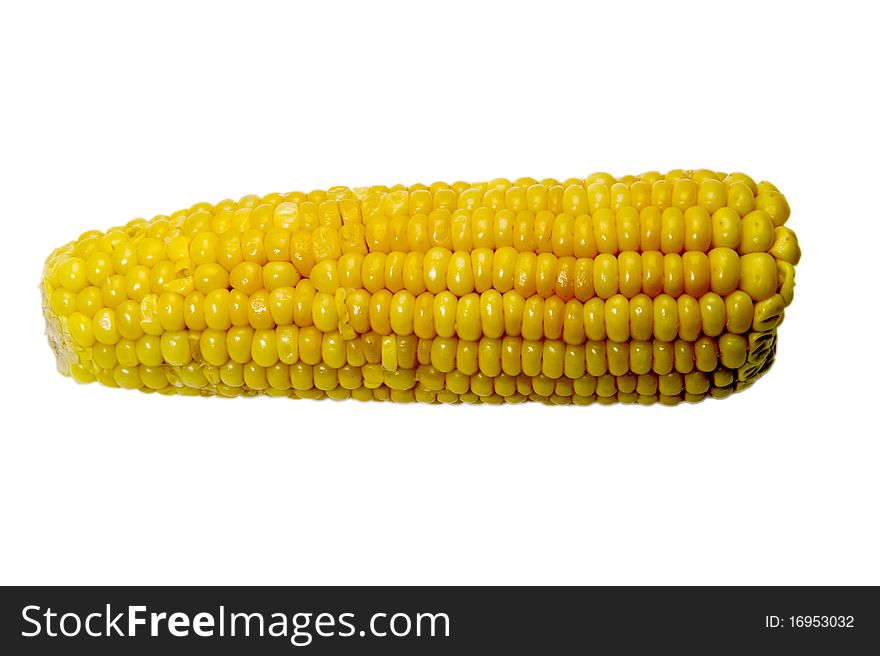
1, 0, 878, 586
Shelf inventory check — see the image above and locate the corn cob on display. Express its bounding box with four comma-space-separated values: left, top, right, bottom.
41, 170, 800, 406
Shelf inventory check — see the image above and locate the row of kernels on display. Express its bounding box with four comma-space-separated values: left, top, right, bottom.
81, 363, 717, 403
63, 326, 195, 368
189, 327, 756, 378
55, 250, 169, 295
355, 172, 783, 224
167, 190, 354, 222
417, 331, 746, 379
352, 203, 782, 258
414, 368, 721, 400
436, 382, 717, 404
80, 358, 736, 406
297, 246, 777, 304
193, 226, 346, 274
77, 318, 756, 378
198, 327, 421, 372
346, 289, 765, 344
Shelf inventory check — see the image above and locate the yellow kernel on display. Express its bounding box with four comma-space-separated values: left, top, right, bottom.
456, 293, 482, 341
660, 207, 685, 254
229, 261, 263, 295
113, 364, 142, 389
244, 362, 269, 390
50, 287, 76, 316
137, 237, 166, 268
725, 291, 754, 334
684, 206, 712, 252
480, 290, 504, 339
617, 251, 641, 299
390, 290, 416, 336
697, 179, 727, 213
708, 247, 740, 296
605, 294, 630, 342
562, 184, 587, 216
672, 178, 697, 210
220, 361, 245, 387
227, 326, 255, 363
216, 230, 243, 271
160, 330, 191, 366
739, 210, 775, 254
770, 226, 801, 265
682, 251, 710, 297
402, 252, 426, 295
75, 286, 104, 317
85, 251, 114, 287
241, 228, 268, 264
727, 181, 756, 217
423, 247, 452, 294
447, 250, 474, 296
188, 263, 223, 296
310, 259, 339, 294
756, 190, 791, 227
663, 253, 683, 297
321, 332, 347, 369
753, 294, 785, 332
653, 294, 678, 342
637, 252, 660, 298
699, 292, 726, 337
574, 215, 598, 258
739, 252, 778, 301
68, 311, 95, 347
249, 290, 276, 330
313, 225, 342, 261
200, 329, 229, 366
157, 292, 185, 331
521, 296, 544, 341
59, 257, 88, 292
92, 308, 119, 345
583, 298, 606, 342
587, 183, 611, 214
263, 262, 299, 292
677, 295, 701, 341
629, 294, 653, 341
383, 250, 406, 292
251, 329, 279, 367
369, 289, 393, 335
135, 334, 163, 366
720, 333, 748, 368
593, 253, 618, 299
593, 208, 618, 254
542, 296, 565, 340
186, 232, 217, 266
276, 325, 299, 365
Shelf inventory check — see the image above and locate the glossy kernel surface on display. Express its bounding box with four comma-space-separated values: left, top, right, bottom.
42, 169, 799, 405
